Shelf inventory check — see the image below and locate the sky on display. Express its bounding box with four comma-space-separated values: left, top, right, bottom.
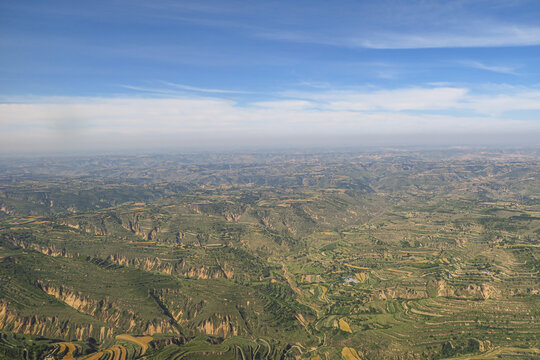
1, 0, 540, 153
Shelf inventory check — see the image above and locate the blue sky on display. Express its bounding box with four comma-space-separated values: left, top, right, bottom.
1, 0, 540, 152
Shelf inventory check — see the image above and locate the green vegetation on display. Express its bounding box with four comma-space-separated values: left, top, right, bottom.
0, 149, 538, 359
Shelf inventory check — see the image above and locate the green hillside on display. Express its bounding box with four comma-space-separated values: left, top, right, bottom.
0, 150, 538, 359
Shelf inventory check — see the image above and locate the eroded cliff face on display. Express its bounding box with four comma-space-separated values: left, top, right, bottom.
124, 215, 160, 241
153, 289, 244, 337
143, 319, 179, 336
8, 237, 73, 258
147, 227, 159, 241
376, 287, 427, 300
433, 280, 501, 299
0, 301, 114, 342
196, 314, 239, 337
375, 281, 504, 301
153, 289, 204, 326
60, 213, 162, 241
0, 205, 13, 215
37, 282, 128, 325
127, 215, 145, 237
35, 283, 178, 337
107, 254, 234, 279
224, 212, 242, 222
107, 254, 174, 274
62, 221, 107, 236
180, 262, 233, 279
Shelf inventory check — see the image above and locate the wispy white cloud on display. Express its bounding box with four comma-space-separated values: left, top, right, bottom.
355, 25, 540, 49
119, 85, 183, 96
458, 61, 519, 75
281, 87, 469, 112
121, 82, 252, 96
258, 24, 540, 49
161, 81, 251, 94
2, 85, 540, 152
139, 1, 540, 50
464, 90, 540, 115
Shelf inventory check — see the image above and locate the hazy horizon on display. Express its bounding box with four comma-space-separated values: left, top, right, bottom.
1, 132, 539, 157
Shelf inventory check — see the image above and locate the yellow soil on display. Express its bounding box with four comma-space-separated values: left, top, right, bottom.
344, 263, 370, 270
296, 313, 308, 328
109, 345, 123, 360
338, 318, 352, 333
320, 285, 328, 301
80, 344, 127, 360
439, 258, 450, 264
53, 342, 77, 360
116, 334, 153, 355
355, 272, 367, 283
341, 347, 362, 360
311, 356, 321, 360
62, 342, 78, 360
116, 345, 127, 360
56, 343, 66, 353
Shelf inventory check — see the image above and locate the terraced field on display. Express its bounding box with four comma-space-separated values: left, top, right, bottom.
0, 150, 538, 359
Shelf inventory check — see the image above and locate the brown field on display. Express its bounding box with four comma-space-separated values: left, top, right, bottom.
338, 318, 352, 333
115, 334, 152, 355
341, 346, 362, 360
344, 263, 370, 270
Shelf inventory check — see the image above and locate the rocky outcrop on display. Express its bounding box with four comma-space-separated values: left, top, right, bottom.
127, 215, 144, 237
147, 226, 159, 241
61, 221, 107, 236
0, 205, 12, 215
196, 314, 239, 337
122, 215, 163, 241
433, 280, 501, 299
224, 212, 241, 222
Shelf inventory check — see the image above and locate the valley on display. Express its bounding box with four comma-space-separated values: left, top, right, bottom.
0, 149, 538, 359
